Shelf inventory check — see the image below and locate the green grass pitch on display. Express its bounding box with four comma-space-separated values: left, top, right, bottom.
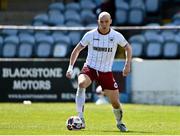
0, 103, 179, 135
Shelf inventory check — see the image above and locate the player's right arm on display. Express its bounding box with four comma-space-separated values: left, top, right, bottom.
66, 43, 86, 79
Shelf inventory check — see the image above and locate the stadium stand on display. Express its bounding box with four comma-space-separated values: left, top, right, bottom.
163, 40, 179, 58
80, 0, 96, 10
48, 10, 65, 26
2, 35, 19, 57
51, 32, 71, 57
0, 0, 180, 59
80, 9, 97, 26
172, 12, 180, 25
68, 31, 81, 46
145, 0, 160, 13
48, 2, 65, 12
2, 29, 18, 36
129, 34, 146, 58
64, 9, 81, 24
33, 13, 49, 25
35, 33, 54, 57
115, 1, 129, 25
65, 2, 81, 11
145, 35, 164, 59
128, 6, 145, 25
53, 43, 69, 57
18, 33, 35, 58
0, 36, 3, 56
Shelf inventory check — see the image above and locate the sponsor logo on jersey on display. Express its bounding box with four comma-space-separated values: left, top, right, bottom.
93, 38, 100, 41
93, 47, 112, 52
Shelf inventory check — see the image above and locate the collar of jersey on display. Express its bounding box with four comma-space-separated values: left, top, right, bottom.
97, 28, 111, 35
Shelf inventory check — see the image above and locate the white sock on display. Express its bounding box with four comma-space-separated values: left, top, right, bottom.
75, 87, 85, 119
113, 108, 123, 125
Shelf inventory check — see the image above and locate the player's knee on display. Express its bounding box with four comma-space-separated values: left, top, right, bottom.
111, 101, 120, 109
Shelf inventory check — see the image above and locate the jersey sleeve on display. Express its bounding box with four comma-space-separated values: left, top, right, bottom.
79, 32, 90, 47
117, 33, 128, 47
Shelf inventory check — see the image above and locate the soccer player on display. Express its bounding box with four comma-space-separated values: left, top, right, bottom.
66, 11, 132, 132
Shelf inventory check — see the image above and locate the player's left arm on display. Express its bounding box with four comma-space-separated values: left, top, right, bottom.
123, 43, 132, 77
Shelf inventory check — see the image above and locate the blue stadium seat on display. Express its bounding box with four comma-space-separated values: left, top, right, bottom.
0, 36, 3, 56
18, 33, 35, 58
35, 34, 54, 58
19, 33, 35, 45
173, 12, 180, 22
35, 34, 54, 44
0, 36, 3, 45
64, 9, 81, 24
144, 31, 162, 42
68, 31, 82, 46
80, 9, 96, 26
129, 35, 146, 57
34, 32, 49, 38
161, 30, 175, 42
173, 19, 180, 25
145, 0, 160, 13
128, 7, 145, 25
2, 43, 17, 58
163, 41, 179, 58
94, 0, 104, 6
52, 32, 71, 57
48, 10, 65, 25
52, 32, 71, 45
145, 35, 164, 58
1, 29, 18, 36
2, 35, 19, 58
174, 32, 180, 58
80, 0, 96, 10
18, 43, 34, 58
174, 32, 180, 45
18, 29, 34, 35
65, 2, 80, 11
36, 42, 52, 58
146, 42, 162, 58
33, 13, 48, 25
172, 12, 180, 25
130, 0, 145, 9
115, 0, 126, 8
32, 21, 45, 26
53, 43, 69, 57
144, 31, 164, 58
115, 2, 129, 25
4, 35, 19, 45
48, 2, 65, 12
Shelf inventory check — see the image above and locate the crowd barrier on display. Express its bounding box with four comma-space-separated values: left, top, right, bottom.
0, 58, 130, 102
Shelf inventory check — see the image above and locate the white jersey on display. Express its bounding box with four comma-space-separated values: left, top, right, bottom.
80, 28, 128, 72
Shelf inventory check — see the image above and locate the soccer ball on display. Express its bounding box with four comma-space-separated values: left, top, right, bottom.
66, 116, 83, 130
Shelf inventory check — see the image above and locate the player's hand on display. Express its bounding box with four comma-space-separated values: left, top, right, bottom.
122, 63, 130, 77
66, 65, 73, 79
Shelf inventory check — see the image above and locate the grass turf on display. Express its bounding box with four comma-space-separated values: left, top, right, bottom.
0, 103, 179, 135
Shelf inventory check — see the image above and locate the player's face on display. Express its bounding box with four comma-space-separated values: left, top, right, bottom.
98, 16, 112, 32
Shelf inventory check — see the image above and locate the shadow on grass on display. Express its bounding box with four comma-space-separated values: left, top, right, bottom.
101, 130, 155, 134
66, 129, 156, 135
